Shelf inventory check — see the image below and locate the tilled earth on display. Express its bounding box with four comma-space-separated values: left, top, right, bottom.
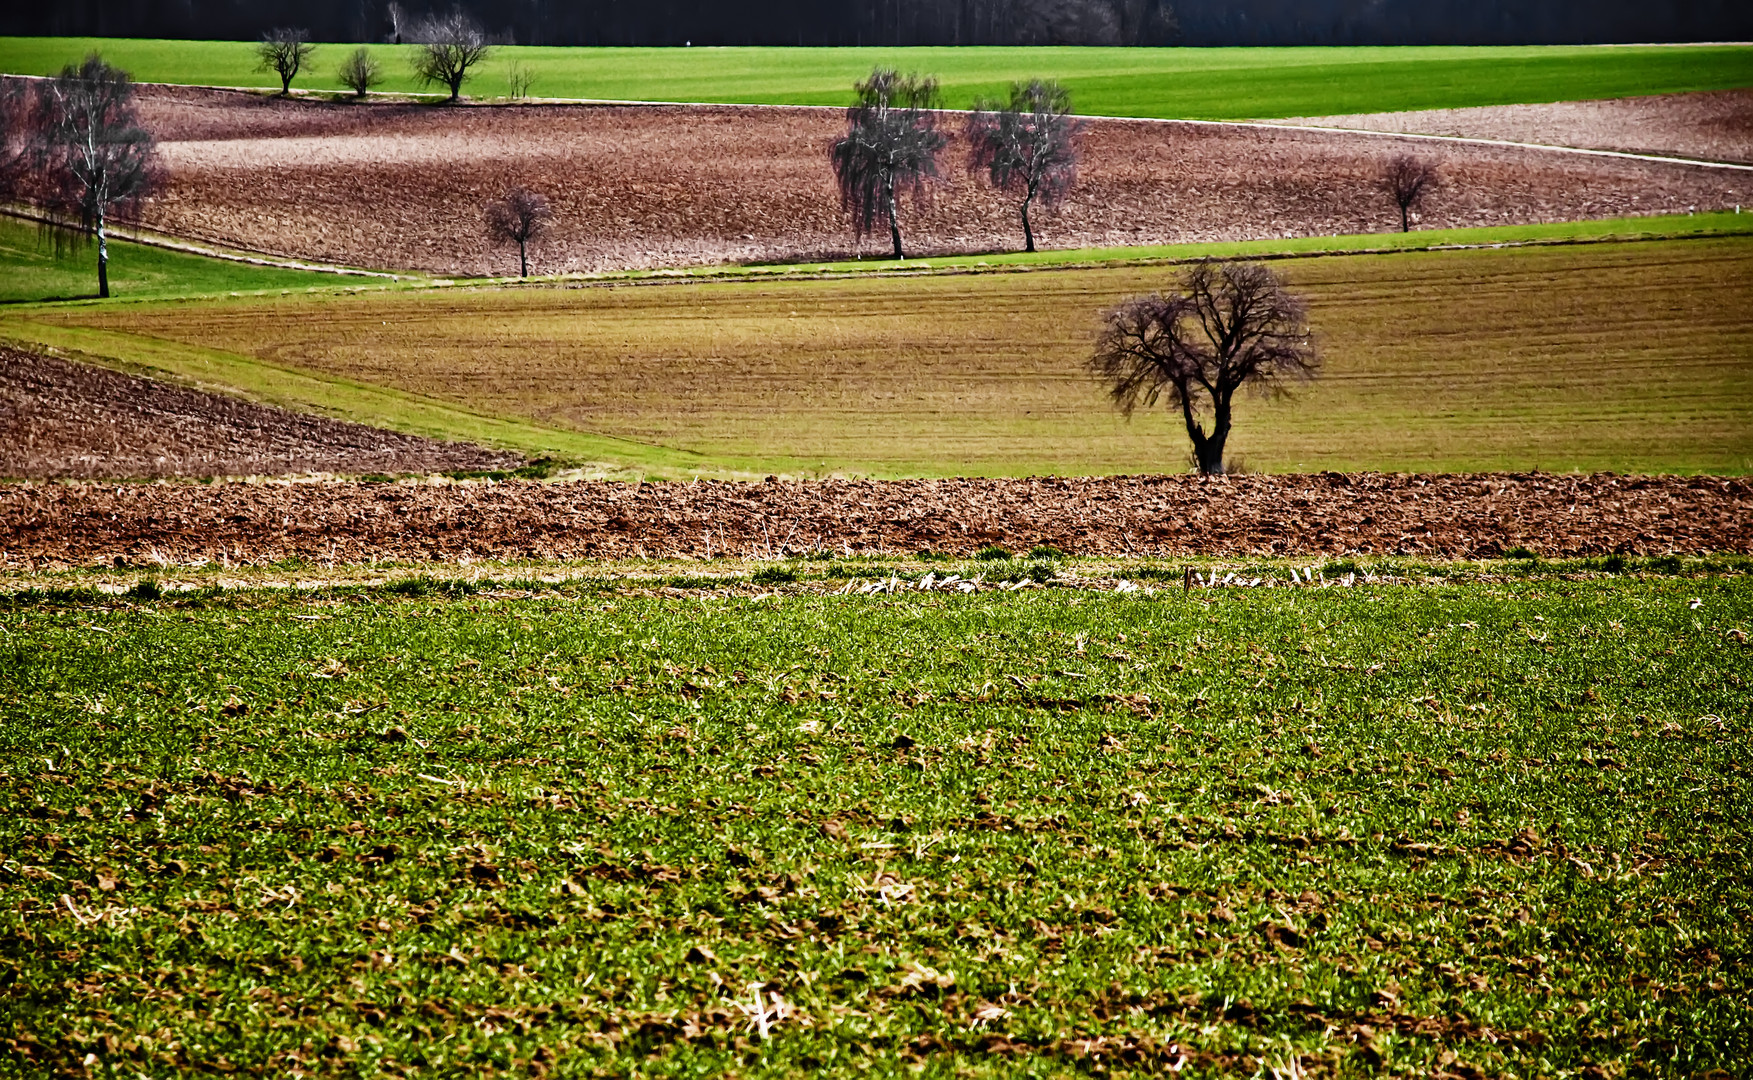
0, 347, 519, 480
131, 85, 1751, 276
1, 473, 1745, 569
1288, 90, 1753, 166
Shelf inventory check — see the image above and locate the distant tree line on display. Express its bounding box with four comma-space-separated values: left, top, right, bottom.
6, 0, 1749, 46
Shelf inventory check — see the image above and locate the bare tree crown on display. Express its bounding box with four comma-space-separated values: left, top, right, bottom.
966, 78, 1085, 252
1090, 261, 1317, 474
411, 10, 492, 102
1378, 153, 1440, 232
255, 28, 316, 96
337, 47, 384, 99
829, 69, 947, 260
31, 56, 162, 297
484, 186, 553, 277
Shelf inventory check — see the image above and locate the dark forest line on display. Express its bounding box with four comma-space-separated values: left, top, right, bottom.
12, 0, 1753, 47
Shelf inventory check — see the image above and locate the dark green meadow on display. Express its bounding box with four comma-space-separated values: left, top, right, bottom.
1, 567, 1750, 1077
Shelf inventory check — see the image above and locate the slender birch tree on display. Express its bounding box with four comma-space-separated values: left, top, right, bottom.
33, 57, 161, 299
830, 69, 946, 260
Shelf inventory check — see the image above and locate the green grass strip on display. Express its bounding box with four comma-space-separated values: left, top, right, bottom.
2, 39, 1751, 119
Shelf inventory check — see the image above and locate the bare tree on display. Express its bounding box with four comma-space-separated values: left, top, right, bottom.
31, 56, 162, 299
1378, 153, 1440, 232
411, 10, 493, 103
967, 79, 1085, 253
830, 69, 946, 260
337, 47, 384, 99
484, 186, 552, 277
1090, 261, 1317, 475
255, 28, 317, 97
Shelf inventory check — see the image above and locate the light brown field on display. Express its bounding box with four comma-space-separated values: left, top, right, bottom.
1288, 90, 1753, 165
36, 236, 1753, 478
134, 85, 1752, 275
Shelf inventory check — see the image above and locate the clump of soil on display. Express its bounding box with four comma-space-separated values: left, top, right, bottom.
1, 472, 1744, 569
0, 346, 521, 480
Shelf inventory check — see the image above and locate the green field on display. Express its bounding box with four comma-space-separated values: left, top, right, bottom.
2, 561, 1748, 1076
0, 215, 374, 305
3, 38, 1752, 118
9, 227, 1751, 478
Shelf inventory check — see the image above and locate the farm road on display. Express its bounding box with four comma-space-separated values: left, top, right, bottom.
2, 473, 1745, 569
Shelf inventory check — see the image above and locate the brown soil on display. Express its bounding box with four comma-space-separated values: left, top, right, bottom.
0, 347, 521, 480
1287, 90, 1753, 166
1, 473, 1744, 569
134, 86, 1751, 276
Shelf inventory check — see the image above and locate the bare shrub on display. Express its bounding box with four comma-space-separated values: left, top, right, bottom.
829, 69, 946, 261
967, 79, 1085, 253
1090, 260, 1317, 475
337, 47, 384, 99
484, 186, 552, 277
506, 61, 534, 101
1378, 153, 1441, 232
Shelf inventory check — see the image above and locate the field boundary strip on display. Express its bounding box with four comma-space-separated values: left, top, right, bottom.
7, 201, 1750, 293
0, 205, 414, 281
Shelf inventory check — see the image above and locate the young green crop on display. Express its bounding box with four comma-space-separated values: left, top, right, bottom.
1, 39, 1750, 118
2, 573, 1748, 1076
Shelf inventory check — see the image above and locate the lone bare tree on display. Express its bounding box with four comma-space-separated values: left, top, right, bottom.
337, 47, 384, 99
256, 28, 316, 96
1090, 261, 1317, 475
1378, 153, 1440, 232
411, 10, 492, 103
830, 69, 946, 260
32, 56, 161, 299
966, 78, 1085, 253
484, 186, 552, 277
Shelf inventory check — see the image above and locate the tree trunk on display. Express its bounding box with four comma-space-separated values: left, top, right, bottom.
1181, 390, 1230, 474
1020, 191, 1036, 253
1400, 202, 1410, 232
886, 183, 904, 260
96, 218, 109, 299
519, 238, 528, 278
281, 72, 293, 95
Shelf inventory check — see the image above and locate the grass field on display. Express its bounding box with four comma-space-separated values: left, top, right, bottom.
1, 561, 1748, 1076
3, 39, 1752, 119
11, 231, 1751, 478
0, 215, 373, 305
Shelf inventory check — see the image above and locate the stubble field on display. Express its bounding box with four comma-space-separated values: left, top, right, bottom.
25, 236, 1753, 478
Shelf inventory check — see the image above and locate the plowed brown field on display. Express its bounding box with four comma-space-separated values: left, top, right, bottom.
0, 347, 519, 480
2, 473, 1745, 569
135, 86, 1751, 275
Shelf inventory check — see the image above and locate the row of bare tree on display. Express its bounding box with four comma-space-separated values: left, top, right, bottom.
257, 14, 494, 102
831, 70, 1084, 260
829, 67, 1444, 261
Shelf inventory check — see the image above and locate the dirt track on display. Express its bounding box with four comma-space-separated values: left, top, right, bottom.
132, 86, 1751, 275
0, 348, 520, 480
1, 473, 1745, 569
